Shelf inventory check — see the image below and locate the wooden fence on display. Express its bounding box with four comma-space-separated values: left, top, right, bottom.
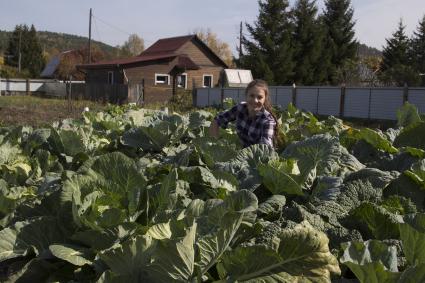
194, 86, 425, 120
0, 79, 144, 105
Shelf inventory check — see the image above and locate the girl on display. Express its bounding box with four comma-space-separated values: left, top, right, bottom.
209, 79, 278, 148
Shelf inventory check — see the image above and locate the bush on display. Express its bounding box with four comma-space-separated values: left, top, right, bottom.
168, 89, 194, 112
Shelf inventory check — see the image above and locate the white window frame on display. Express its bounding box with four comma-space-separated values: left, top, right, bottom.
203, 74, 213, 88
155, 73, 170, 85
108, 71, 114, 84
177, 73, 188, 89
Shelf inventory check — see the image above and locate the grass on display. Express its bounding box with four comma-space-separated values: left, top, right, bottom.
0, 95, 107, 127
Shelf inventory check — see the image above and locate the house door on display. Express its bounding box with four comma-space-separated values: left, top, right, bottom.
128, 82, 144, 105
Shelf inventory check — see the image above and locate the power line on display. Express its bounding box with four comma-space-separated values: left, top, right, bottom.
92, 16, 102, 43
92, 14, 131, 37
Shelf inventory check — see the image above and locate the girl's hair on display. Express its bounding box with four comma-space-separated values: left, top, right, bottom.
245, 79, 281, 147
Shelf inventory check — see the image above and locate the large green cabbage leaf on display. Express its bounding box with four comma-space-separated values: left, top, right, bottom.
217, 221, 341, 282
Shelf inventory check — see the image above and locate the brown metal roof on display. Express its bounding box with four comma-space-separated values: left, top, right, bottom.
140, 35, 195, 56
77, 54, 176, 69
77, 34, 227, 70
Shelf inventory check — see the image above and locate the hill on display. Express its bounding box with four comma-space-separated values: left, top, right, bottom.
0, 29, 120, 60
357, 43, 381, 58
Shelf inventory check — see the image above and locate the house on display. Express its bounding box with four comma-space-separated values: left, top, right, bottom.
77, 35, 228, 104
40, 50, 75, 79
41, 49, 98, 81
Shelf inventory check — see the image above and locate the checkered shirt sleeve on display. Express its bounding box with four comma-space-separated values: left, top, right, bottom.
214, 104, 239, 128
259, 115, 276, 147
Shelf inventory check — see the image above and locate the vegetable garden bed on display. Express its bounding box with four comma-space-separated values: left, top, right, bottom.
0, 102, 424, 282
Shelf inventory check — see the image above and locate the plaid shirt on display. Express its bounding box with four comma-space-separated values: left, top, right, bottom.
215, 102, 276, 147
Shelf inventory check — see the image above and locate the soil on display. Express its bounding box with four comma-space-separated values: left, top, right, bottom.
0, 106, 84, 127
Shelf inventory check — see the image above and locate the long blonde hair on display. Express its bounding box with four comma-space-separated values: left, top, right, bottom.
245, 79, 281, 147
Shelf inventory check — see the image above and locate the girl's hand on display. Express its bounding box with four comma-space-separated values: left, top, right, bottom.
209, 120, 220, 138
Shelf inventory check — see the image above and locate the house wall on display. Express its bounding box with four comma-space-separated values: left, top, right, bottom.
123, 60, 173, 104
186, 67, 223, 89
86, 68, 124, 84
177, 39, 226, 89
178, 39, 224, 67
123, 60, 223, 104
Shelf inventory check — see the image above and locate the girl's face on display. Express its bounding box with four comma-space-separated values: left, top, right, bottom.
246, 86, 266, 115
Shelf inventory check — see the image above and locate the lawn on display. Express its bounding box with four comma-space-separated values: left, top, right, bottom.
0, 95, 107, 127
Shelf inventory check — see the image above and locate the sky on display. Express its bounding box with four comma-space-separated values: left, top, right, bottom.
1, 0, 424, 55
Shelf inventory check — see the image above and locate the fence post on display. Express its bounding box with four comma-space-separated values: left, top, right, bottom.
220, 87, 224, 107
292, 83, 297, 107
274, 87, 278, 105
192, 78, 197, 107
316, 88, 320, 114
368, 88, 372, 120
339, 84, 346, 118
403, 83, 409, 103
139, 79, 145, 106
26, 79, 30, 96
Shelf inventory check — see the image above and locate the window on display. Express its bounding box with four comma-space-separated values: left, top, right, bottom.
177, 73, 187, 89
155, 74, 170, 85
203, 74, 213, 88
108, 71, 114, 84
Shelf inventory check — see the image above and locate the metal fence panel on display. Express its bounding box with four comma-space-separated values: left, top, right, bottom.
209, 89, 221, 106
344, 88, 370, 118
269, 87, 278, 106
318, 88, 341, 116
2, 81, 26, 91
192, 86, 425, 121
370, 88, 404, 120
30, 82, 45, 92
297, 87, 318, 113
41, 82, 67, 97
223, 88, 244, 103
273, 87, 292, 109
196, 88, 210, 107
408, 88, 425, 114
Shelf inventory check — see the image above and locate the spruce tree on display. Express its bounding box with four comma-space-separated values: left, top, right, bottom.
5, 24, 28, 68
24, 25, 45, 77
5, 24, 45, 77
241, 0, 295, 85
410, 15, 425, 85
381, 20, 410, 71
292, 0, 325, 85
322, 0, 357, 84
380, 19, 420, 86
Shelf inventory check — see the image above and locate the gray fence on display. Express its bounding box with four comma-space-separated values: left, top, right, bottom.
194, 86, 425, 120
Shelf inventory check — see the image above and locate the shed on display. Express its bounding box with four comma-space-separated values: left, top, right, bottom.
223, 69, 253, 87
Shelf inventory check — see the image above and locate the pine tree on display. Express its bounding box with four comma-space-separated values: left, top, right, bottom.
380, 19, 420, 86
240, 0, 295, 85
410, 15, 425, 85
292, 0, 325, 85
322, 0, 357, 84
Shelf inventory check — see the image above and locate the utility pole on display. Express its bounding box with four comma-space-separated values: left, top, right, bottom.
18, 29, 22, 73
239, 21, 243, 59
88, 8, 92, 64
